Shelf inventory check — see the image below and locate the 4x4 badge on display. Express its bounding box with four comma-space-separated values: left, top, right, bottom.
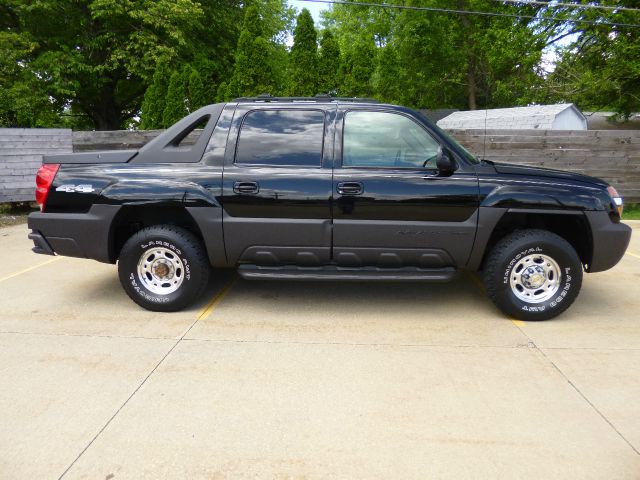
56, 184, 95, 193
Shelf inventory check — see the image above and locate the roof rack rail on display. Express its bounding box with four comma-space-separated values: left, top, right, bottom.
232, 93, 379, 104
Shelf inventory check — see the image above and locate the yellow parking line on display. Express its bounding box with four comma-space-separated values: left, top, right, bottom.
468, 273, 525, 327
0, 257, 62, 284
467, 272, 485, 293
626, 251, 640, 260
196, 276, 237, 321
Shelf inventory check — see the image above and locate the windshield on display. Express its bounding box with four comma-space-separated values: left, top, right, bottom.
430, 122, 480, 164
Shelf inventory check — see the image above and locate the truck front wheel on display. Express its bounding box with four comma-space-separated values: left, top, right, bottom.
483, 229, 583, 321
117, 225, 209, 312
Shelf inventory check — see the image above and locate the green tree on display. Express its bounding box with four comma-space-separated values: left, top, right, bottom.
288, 9, 319, 96
322, 0, 394, 99
339, 37, 376, 97
226, 6, 279, 98
0, 30, 60, 127
188, 68, 209, 111
538, 6, 640, 117
323, 0, 551, 109
163, 71, 187, 127
139, 59, 172, 129
246, 0, 296, 43
373, 45, 401, 104
181, 65, 192, 110
0, 0, 244, 130
392, 3, 465, 108
216, 82, 228, 102
318, 30, 341, 94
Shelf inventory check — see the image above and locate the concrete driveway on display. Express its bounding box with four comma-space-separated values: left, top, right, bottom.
1, 221, 639, 479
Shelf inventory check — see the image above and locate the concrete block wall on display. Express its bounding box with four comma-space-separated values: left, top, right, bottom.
0, 128, 72, 203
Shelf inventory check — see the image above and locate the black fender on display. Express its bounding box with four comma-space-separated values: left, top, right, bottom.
481, 185, 606, 211
465, 206, 591, 271
466, 207, 507, 270
99, 180, 221, 208
99, 181, 226, 266
466, 182, 618, 270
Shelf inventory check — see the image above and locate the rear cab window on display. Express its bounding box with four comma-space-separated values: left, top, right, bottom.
235, 109, 325, 167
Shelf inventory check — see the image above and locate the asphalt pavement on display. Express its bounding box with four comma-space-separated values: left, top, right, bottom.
1, 221, 639, 479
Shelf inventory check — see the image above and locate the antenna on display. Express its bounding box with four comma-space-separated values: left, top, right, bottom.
482, 106, 488, 161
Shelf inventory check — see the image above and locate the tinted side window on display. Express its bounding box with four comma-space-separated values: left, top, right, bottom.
236, 109, 325, 166
343, 111, 440, 168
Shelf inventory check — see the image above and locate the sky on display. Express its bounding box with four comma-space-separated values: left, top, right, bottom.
290, 0, 327, 23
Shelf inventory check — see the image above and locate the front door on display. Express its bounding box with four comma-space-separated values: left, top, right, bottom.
221, 105, 335, 266
332, 108, 479, 268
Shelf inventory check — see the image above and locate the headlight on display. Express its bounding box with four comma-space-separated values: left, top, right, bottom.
607, 185, 623, 217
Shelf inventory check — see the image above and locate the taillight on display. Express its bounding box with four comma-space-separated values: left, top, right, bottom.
607, 185, 623, 218
35, 163, 60, 210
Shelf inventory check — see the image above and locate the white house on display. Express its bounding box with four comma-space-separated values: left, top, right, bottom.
582, 111, 640, 130
437, 104, 587, 130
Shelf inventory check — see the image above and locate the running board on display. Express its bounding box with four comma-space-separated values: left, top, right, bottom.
238, 265, 456, 282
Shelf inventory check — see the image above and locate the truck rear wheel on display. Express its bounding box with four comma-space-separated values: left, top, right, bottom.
117, 225, 209, 312
483, 229, 582, 321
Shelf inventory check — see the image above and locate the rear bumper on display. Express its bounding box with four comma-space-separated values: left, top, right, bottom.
585, 211, 632, 272
27, 204, 121, 263
28, 231, 55, 256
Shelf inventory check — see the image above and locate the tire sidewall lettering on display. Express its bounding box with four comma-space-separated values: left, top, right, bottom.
129, 272, 170, 303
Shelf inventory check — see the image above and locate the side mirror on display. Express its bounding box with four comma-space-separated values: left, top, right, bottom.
436, 147, 455, 175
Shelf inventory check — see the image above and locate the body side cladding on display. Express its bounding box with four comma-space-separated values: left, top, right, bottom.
333, 214, 477, 268
185, 207, 229, 267
505, 208, 585, 216
466, 207, 507, 270
222, 214, 333, 266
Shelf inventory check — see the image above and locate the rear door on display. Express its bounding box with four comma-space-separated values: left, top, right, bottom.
221, 104, 336, 266
332, 107, 479, 268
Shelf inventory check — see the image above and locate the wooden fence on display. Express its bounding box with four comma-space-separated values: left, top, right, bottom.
1, 127, 639, 203
450, 129, 640, 201
72, 130, 162, 152
0, 128, 72, 203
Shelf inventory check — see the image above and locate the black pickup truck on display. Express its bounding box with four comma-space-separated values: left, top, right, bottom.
28, 97, 631, 320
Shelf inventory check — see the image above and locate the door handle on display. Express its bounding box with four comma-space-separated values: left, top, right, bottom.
337, 181, 363, 196
233, 181, 259, 194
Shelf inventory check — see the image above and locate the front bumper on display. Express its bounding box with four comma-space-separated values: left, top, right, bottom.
27, 204, 121, 264
585, 211, 632, 272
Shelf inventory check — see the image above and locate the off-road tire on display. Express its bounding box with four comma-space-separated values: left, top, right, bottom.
118, 225, 209, 312
483, 229, 582, 321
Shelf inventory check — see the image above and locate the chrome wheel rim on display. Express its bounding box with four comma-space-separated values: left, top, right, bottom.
136, 247, 184, 295
509, 253, 561, 304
